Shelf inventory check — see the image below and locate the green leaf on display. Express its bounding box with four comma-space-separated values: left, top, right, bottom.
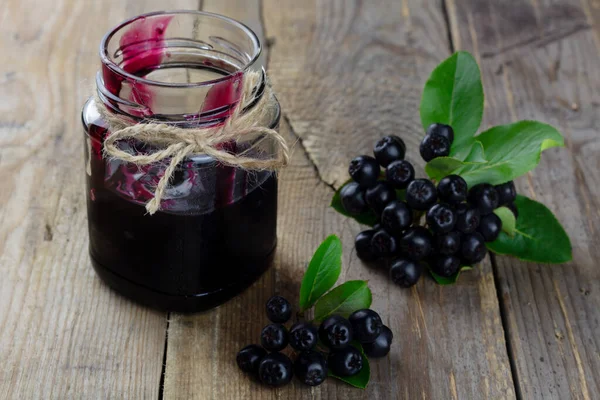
313, 280, 372, 322
329, 342, 371, 389
426, 121, 564, 187
299, 235, 343, 311
494, 207, 516, 236
420, 51, 484, 156
487, 195, 572, 263
331, 181, 379, 227
464, 141, 487, 163
430, 266, 473, 285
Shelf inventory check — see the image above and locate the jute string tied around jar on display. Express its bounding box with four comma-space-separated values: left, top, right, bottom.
94, 71, 290, 215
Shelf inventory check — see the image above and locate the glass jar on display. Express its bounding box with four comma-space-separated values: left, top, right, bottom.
82, 11, 280, 312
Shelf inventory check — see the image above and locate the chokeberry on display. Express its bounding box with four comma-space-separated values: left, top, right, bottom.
258, 352, 293, 387
469, 183, 500, 215
349, 155, 380, 189
362, 325, 393, 358
506, 202, 519, 219
374, 135, 406, 167
349, 309, 383, 344
289, 322, 318, 352
435, 231, 461, 255
261, 323, 289, 352
426, 203, 456, 234
381, 201, 412, 236
478, 213, 502, 242
426, 123, 454, 144
328, 346, 363, 377
319, 315, 353, 350
406, 179, 438, 211
430, 255, 461, 277
294, 350, 328, 386
389, 258, 422, 287
266, 295, 292, 323
437, 175, 467, 204
400, 226, 433, 261
495, 181, 516, 205
455, 204, 481, 234
420, 133, 450, 162
237, 344, 267, 375
340, 182, 367, 215
371, 229, 397, 258
365, 181, 397, 214
355, 230, 377, 262
461, 232, 487, 264
386, 160, 415, 189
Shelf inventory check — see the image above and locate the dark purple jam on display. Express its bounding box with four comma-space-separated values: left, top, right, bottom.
85, 122, 277, 312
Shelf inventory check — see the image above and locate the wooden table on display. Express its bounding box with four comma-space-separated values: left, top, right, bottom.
1, 0, 598, 398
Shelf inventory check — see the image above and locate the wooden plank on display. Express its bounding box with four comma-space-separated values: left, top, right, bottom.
163, 0, 515, 399
446, 0, 600, 398
0, 1, 197, 398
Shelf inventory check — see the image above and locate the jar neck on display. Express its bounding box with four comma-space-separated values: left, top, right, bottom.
97, 11, 263, 126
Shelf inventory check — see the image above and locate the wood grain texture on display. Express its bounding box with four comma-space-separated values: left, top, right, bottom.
0, 1, 197, 398
162, 1, 515, 399
447, 0, 600, 398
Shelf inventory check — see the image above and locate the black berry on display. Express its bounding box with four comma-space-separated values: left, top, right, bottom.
289, 322, 318, 352
389, 258, 422, 287
371, 229, 397, 258
258, 352, 293, 387
386, 160, 415, 189
266, 295, 292, 323
294, 350, 328, 386
435, 231, 461, 255
261, 324, 289, 352
349, 309, 383, 344
339, 182, 367, 215
420, 133, 450, 162
469, 183, 500, 215
236, 344, 267, 375
426, 203, 456, 234
365, 181, 397, 214
427, 123, 454, 143
478, 213, 502, 242
455, 204, 481, 234
381, 200, 412, 236
406, 179, 438, 211
495, 181, 516, 205
374, 135, 406, 167
328, 346, 363, 377
319, 315, 353, 350
400, 226, 433, 261
355, 230, 377, 262
430, 255, 461, 277
437, 175, 467, 204
363, 325, 393, 358
506, 202, 519, 219
461, 232, 487, 264
349, 155, 380, 189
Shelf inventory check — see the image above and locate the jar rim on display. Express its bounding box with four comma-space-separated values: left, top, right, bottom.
99, 10, 262, 89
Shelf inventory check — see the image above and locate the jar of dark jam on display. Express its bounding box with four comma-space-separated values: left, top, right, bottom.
81, 11, 280, 312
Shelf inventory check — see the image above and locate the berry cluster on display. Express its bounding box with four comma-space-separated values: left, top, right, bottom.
340, 124, 519, 287
237, 296, 393, 387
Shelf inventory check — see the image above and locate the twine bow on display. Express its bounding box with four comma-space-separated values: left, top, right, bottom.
95, 71, 289, 214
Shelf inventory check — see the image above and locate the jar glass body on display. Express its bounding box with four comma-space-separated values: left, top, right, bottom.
82, 11, 279, 312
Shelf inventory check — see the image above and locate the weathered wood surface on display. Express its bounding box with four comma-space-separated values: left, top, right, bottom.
447, 0, 600, 398
0, 0, 198, 398
0, 0, 598, 399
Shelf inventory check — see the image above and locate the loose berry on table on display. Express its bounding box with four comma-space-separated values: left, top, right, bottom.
389, 258, 422, 287
236, 344, 267, 375
261, 323, 289, 352
349, 309, 383, 344
318, 315, 353, 350
328, 346, 364, 377
266, 295, 292, 323
289, 322, 318, 352
362, 325, 393, 358
258, 352, 294, 387
294, 350, 328, 386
